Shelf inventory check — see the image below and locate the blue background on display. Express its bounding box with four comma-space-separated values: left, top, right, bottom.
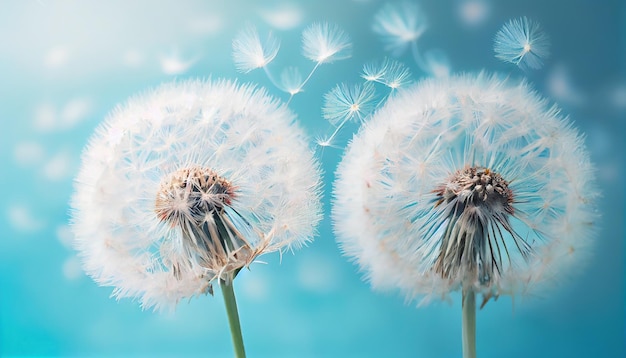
0, 0, 624, 357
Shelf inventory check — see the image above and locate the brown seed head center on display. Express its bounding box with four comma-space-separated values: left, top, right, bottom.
435, 166, 514, 215
155, 166, 236, 224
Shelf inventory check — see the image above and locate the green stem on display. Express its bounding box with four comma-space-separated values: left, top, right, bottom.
462, 289, 476, 358
220, 279, 246, 358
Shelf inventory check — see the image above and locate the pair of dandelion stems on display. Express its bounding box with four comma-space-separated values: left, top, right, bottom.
157, 166, 249, 358
433, 166, 521, 358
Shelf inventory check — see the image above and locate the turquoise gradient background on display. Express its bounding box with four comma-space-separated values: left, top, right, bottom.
0, 0, 624, 357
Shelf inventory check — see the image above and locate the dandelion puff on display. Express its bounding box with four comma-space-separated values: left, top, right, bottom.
333, 73, 598, 355
494, 17, 550, 70
372, 1, 428, 56
71, 79, 322, 313
302, 22, 352, 64
232, 25, 280, 73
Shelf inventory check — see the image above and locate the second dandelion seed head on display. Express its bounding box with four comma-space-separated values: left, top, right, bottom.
332, 73, 598, 305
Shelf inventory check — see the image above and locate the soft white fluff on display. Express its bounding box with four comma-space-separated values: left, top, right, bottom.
71, 79, 322, 311
333, 73, 598, 305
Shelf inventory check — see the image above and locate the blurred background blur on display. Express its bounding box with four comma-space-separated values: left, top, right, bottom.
0, 0, 624, 357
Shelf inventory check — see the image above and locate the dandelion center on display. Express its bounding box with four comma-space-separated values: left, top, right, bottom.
156, 166, 252, 280
434, 166, 514, 215
156, 167, 236, 223
433, 166, 525, 288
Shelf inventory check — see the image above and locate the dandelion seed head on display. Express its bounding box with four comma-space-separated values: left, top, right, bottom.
71, 79, 322, 311
302, 22, 352, 64
494, 17, 550, 70
333, 73, 598, 304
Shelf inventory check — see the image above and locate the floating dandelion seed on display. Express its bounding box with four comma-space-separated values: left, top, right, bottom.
372, 2, 432, 74
297, 21, 353, 106
494, 17, 550, 70
372, 1, 428, 56
323, 82, 376, 125
361, 61, 387, 83
333, 73, 598, 357
318, 82, 376, 148
280, 66, 304, 95
232, 25, 280, 73
71, 79, 322, 357
302, 22, 352, 64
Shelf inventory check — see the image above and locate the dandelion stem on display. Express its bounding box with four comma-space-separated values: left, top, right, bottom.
462, 289, 477, 358
221, 278, 246, 358
300, 62, 321, 90
323, 117, 349, 146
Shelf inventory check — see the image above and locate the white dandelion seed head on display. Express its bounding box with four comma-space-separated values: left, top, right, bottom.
494, 17, 550, 70
71, 79, 322, 311
333, 73, 599, 305
232, 25, 280, 73
301, 22, 352, 64
372, 1, 428, 56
